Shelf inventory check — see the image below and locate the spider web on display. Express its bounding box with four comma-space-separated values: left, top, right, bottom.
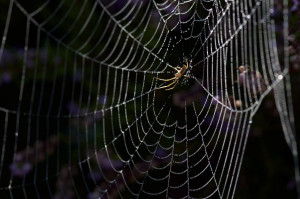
0, 0, 299, 198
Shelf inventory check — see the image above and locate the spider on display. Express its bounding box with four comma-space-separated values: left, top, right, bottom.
156, 60, 190, 90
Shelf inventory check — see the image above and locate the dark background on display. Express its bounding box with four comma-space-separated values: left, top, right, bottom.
0, 0, 299, 198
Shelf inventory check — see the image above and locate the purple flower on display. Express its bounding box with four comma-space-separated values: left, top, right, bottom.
9, 162, 32, 177
85, 111, 105, 126
112, 159, 124, 169
0, 49, 14, 66
14, 153, 24, 162
102, 157, 123, 170
129, 0, 149, 6
98, 95, 108, 106
155, 148, 171, 163
97, 152, 124, 170
155, 147, 167, 158
87, 191, 101, 199
212, 95, 220, 105
67, 101, 80, 115
73, 71, 82, 83
88, 171, 102, 182
291, 0, 299, 12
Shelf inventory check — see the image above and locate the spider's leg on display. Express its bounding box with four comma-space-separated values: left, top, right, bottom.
156, 77, 176, 81
156, 80, 177, 89
165, 81, 178, 90
184, 75, 190, 78
169, 66, 181, 72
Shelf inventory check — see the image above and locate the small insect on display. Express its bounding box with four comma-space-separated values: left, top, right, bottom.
156, 60, 190, 90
